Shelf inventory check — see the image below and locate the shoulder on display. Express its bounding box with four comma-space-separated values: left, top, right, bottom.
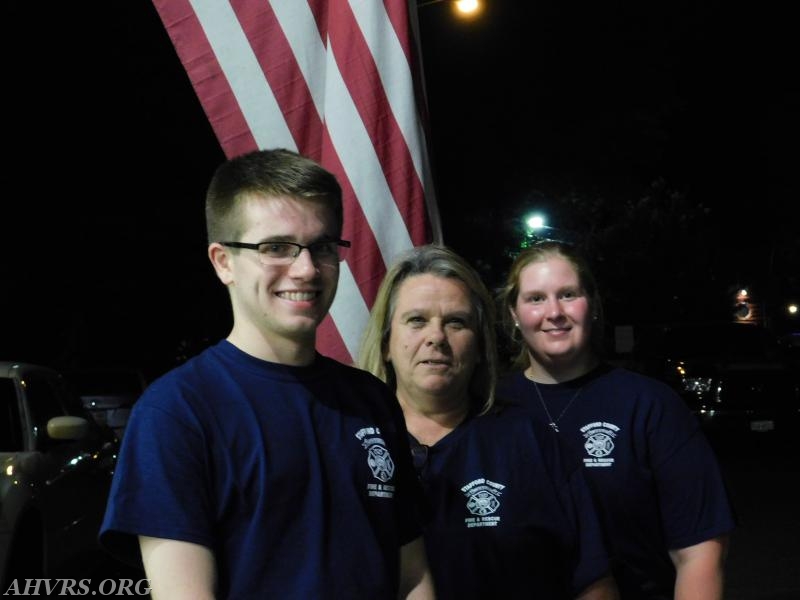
141, 346, 218, 394
130, 344, 235, 425
476, 402, 585, 485
591, 367, 702, 442
483, 399, 538, 427
317, 356, 395, 394
478, 402, 569, 455
496, 370, 529, 402
497, 369, 526, 386
589, 365, 683, 403
314, 358, 404, 424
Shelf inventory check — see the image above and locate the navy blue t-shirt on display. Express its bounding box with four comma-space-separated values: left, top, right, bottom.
413, 402, 611, 599
100, 340, 424, 599
498, 365, 737, 599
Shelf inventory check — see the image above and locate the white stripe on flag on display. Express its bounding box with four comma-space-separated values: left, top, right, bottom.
270, 0, 326, 120
329, 261, 371, 359
189, 0, 297, 150
324, 49, 415, 266
349, 0, 425, 181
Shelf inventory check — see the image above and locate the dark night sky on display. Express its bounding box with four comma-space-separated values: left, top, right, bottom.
1, 1, 798, 376
416, 2, 799, 255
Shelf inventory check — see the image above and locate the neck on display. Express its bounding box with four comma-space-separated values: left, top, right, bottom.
525, 353, 599, 384
398, 392, 470, 446
227, 327, 316, 366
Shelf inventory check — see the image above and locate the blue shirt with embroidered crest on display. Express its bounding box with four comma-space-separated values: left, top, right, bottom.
498, 365, 737, 599
100, 340, 423, 599
413, 402, 611, 599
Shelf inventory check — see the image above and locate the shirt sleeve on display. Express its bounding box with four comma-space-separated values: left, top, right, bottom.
647, 385, 737, 549
99, 385, 213, 565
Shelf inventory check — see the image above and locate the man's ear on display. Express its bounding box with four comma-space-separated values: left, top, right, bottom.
208, 242, 235, 285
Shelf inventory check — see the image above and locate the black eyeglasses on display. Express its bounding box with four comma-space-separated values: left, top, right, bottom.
410, 443, 430, 475
220, 239, 351, 266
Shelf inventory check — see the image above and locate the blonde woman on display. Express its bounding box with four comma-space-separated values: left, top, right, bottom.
498, 241, 736, 600
359, 244, 618, 600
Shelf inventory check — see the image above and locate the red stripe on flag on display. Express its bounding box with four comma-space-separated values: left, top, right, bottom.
319, 128, 388, 306
326, 4, 429, 244
384, 1, 414, 65
152, 0, 256, 158
228, 1, 324, 157
304, 0, 328, 41
316, 314, 348, 364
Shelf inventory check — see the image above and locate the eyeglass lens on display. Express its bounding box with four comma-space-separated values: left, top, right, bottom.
259, 241, 346, 264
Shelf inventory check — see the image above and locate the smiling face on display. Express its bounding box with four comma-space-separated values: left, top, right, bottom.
385, 274, 480, 410
510, 255, 596, 375
208, 194, 340, 363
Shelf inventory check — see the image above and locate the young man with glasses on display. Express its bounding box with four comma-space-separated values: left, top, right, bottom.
100, 148, 435, 599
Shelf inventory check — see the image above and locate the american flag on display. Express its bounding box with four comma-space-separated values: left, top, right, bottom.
151, 0, 441, 364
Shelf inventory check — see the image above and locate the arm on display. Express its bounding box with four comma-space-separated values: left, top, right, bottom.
575, 574, 619, 600
397, 536, 436, 599
669, 536, 729, 600
139, 536, 217, 600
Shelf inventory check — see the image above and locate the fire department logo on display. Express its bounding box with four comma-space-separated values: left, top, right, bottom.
355, 426, 395, 483
585, 432, 615, 457
580, 421, 620, 468
467, 489, 500, 515
367, 444, 395, 482
461, 478, 505, 524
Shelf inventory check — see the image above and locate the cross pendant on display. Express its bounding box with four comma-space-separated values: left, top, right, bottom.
548, 422, 559, 432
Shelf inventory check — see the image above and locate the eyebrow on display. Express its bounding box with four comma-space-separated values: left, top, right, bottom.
445, 310, 474, 320
255, 234, 338, 244
521, 284, 582, 294
397, 309, 474, 320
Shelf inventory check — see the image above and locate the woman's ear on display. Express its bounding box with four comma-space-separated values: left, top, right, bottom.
509, 307, 519, 328
383, 341, 392, 364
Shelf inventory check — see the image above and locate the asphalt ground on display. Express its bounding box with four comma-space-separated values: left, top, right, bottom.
711, 431, 800, 600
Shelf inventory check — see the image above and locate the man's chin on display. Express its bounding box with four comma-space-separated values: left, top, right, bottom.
289, 315, 325, 334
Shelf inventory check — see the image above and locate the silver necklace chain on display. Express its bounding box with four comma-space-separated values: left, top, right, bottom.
531, 381, 582, 432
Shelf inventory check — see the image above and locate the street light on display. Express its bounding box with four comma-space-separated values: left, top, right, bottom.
417, 0, 482, 16
525, 214, 546, 230
521, 213, 553, 248
519, 211, 579, 248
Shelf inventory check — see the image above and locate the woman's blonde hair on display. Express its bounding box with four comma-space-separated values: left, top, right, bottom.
357, 244, 498, 415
